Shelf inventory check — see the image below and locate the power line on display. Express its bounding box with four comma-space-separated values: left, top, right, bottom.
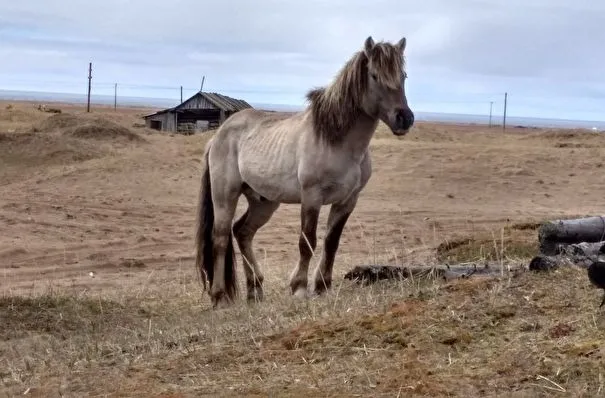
0, 75, 513, 104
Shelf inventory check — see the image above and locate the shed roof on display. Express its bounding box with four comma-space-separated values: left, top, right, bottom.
143, 91, 252, 118
201, 92, 252, 112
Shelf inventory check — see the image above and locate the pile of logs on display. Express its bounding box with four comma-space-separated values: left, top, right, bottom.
343, 215, 605, 286
530, 215, 605, 271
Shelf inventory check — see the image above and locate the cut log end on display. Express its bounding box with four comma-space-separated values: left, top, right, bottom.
539, 216, 605, 255
528, 256, 559, 272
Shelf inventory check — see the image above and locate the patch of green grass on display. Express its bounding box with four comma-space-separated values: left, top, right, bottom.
436, 227, 539, 263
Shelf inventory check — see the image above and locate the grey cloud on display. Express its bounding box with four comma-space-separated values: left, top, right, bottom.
412, 2, 604, 80
0, 0, 603, 120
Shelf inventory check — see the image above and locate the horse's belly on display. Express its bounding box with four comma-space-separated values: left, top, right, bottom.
240, 164, 302, 203
238, 150, 365, 205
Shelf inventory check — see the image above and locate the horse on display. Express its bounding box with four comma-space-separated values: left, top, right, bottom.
195, 35, 415, 308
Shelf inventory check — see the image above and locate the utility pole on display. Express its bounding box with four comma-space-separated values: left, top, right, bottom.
86, 62, 92, 113
114, 83, 117, 111
180, 86, 183, 103
489, 101, 493, 128
200, 76, 205, 92
502, 92, 508, 131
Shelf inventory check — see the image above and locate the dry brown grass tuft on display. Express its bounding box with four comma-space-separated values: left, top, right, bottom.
0, 294, 141, 341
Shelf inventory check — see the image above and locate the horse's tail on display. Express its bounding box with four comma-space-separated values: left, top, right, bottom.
195, 141, 238, 300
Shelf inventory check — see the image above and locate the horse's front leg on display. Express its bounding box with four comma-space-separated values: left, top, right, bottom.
289, 195, 321, 299
311, 194, 358, 295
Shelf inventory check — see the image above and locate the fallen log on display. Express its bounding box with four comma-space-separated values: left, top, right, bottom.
539, 216, 605, 255
343, 263, 508, 286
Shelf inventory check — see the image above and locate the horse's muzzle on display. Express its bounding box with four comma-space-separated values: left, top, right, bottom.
396, 108, 414, 129
391, 108, 414, 135
392, 128, 410, 136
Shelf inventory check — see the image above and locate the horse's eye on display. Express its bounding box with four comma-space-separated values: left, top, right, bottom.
371, 73, 378, 81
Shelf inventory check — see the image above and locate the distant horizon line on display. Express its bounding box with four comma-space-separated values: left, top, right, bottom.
1, 87, 604, 129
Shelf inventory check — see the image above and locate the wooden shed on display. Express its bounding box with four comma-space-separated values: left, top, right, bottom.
143, 91, 253, 133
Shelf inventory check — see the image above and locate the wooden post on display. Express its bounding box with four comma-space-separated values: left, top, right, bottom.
86, 62, 92, 113
180, 86, 183, 103
502, 92, 508, 131
489, 101, 493, 128
114, 83, 117, 111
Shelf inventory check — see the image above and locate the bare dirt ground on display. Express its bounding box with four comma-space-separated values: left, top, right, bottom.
2, 100, 605, 397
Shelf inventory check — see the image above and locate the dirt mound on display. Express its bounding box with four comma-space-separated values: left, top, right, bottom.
34, 113, 82, 131
0, 131, 101, 169
35, 113, 146, 143
65, 119, 145, 142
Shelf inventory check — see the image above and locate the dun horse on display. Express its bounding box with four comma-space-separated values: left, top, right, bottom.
195, 36, 415, 308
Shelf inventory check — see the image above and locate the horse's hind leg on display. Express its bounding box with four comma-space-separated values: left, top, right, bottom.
207, 167, 242, 309
311, 194, 359, 295
233, 193, 279, 302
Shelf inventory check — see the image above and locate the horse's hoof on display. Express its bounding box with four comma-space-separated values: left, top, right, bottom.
247, 288, 264, 303
292, 287, 308, 300
312, 279, 332, 296
212, 300, 231, 310
211, 294, 233, 310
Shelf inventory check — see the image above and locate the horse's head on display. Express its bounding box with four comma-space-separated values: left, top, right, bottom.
362, 36, 414, 136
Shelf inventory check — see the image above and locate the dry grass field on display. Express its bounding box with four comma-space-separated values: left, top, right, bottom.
2, 100, 605, 397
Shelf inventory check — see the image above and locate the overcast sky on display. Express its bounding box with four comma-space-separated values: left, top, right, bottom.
1, 0, 603, 120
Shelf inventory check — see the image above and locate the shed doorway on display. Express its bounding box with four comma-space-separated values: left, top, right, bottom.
149, 120, 162, 130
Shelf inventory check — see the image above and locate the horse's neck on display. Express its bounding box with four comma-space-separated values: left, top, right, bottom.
341, 113, 379, 160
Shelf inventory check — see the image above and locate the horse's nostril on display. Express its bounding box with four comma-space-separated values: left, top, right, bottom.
395, 109, 406, 123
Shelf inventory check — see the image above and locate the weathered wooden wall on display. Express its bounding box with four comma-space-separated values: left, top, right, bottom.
145, 112, 176, 131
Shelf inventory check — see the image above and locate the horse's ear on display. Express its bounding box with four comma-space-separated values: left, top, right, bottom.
364, 36, 375, 57
397, 37, 407, 53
